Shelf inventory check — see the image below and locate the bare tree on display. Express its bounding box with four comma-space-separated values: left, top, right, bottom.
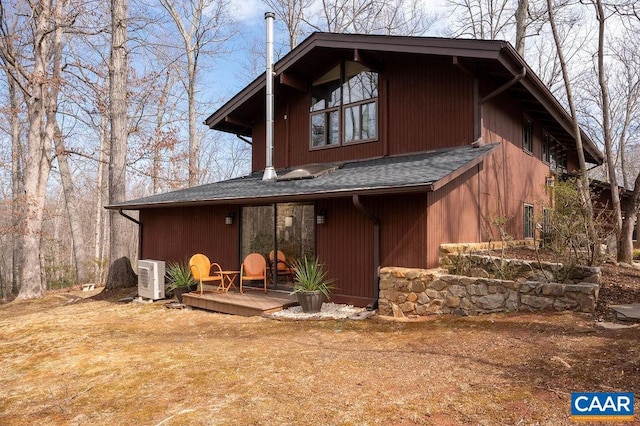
64, 20, 113, 285
0, 0, 72, 298
158, 0, 234, 187
447, 0, 512, 39
575, 0, 640, 262
44, 0, 92, 284
263, 0, 312, 49
546, 0, 598, 264
6, 66, 24, 295
610, 27, 640, 261
590, 0, 623, 257
515, 0, 528, 54
305, 0, 434, 35
106, 0, 133, 289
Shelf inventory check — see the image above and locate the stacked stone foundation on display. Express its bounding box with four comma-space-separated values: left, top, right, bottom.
378, 249, 600, 317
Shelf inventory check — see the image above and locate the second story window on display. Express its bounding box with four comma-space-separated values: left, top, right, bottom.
523, 115, 533, 153
543, 131, 551, 163
310, 61, 378, 149
542, 130, 568, 172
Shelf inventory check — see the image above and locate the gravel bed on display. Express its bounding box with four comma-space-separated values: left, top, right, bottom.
268, 302, 367, 320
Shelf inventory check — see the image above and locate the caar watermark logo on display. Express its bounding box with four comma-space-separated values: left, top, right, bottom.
571, 392, 634, 422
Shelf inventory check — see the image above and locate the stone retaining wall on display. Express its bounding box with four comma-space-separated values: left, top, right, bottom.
378, 267, 600, 317
442, 253, 601, 285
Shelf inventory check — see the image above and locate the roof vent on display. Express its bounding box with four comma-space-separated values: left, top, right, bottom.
277, 163, 341, 181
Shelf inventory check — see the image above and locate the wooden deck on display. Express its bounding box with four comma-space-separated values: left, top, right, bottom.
182, 290, 298, 316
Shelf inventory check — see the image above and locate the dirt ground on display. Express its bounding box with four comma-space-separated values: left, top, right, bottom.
1, 280, 639, 425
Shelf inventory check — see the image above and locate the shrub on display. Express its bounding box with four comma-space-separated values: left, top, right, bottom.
542, 178, 613, 267
441, 250, 472, 276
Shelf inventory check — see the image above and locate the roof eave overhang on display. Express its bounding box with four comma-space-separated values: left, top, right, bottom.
205, 33, 604, 166
497, 48, 604, 165
204, 33, 506, 133
106, 185, 436, 211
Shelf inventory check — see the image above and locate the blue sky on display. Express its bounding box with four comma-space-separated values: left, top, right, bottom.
209, 0, 452, 109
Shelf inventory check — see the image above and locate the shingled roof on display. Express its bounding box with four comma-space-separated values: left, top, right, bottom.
106, 143, 499, 210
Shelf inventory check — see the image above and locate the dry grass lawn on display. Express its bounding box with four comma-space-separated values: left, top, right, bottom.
1, 288, 639, 425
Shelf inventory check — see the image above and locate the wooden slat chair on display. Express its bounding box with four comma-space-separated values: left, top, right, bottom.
189, 254, 223, 294
269, 250, 295, 284
240, 253, 268, 293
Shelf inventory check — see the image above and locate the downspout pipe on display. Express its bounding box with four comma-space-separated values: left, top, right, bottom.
119, 209, 142, 260
352, 195, 380, 311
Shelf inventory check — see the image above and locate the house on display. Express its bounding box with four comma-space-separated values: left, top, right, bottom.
107, 32, 604, 308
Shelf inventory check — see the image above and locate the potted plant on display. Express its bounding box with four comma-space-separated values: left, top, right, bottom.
290, 256, 335, 313
165, 261, 196, 303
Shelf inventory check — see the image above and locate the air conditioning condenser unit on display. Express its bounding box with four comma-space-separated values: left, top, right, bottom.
137, 259, 166, 300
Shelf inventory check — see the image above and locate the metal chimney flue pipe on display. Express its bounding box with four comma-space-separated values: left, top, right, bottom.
262, 11, 277, 181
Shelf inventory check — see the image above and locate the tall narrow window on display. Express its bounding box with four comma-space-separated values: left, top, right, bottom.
542, 131, 551, 163
542, 207, 552, 247
523, 116, 533, 153
524, 204, 534, 239
543, 131, 568, 173
310, 61, 378, 148
310, 65, 341, 148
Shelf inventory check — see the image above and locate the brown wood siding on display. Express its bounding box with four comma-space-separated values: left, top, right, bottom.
426, 166, 481, 267
251, 55, 475, 171
481, 94, 553, 240
386, 55, 474, 155
371, 193, 429, 268
140, 205, 239, 269
316, 198, 374, 306
252, 121, 265, 173
316, 194, 430, 305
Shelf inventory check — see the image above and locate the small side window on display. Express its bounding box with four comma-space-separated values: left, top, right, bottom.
523, 116, 533, 153
524, 204, 534, 239
542, 207, 552, 247
542, 131, 551, 163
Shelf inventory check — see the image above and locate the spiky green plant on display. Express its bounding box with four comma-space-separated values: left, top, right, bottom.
165, 261, 196, 292
290, 256, 335, 299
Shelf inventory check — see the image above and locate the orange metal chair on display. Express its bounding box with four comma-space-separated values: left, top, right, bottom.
269, 250, 295, 284
189, 254, 223, 294
240, 253, 268, 293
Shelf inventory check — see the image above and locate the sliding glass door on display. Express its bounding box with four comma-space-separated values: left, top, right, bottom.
241, 203, 315, 290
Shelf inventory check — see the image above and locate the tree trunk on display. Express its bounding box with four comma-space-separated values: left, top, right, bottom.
17, 0, 54, 300
188, 51, 198, 187
106, 0, 132, 290
54, 127, 90, 283
619, 172, 640, 263
8, 69, 24, 296
515, 0, 528, 55
636, 212, 640, 250
593, 0, 623, 260
546, 0, 597, 265
49, 0, 89, 284
95, 112, 108, 285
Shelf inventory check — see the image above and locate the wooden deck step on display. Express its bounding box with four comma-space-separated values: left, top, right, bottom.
182, 290, 298, 316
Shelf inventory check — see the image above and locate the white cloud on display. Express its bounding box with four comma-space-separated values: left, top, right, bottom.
228, 0, 263, 24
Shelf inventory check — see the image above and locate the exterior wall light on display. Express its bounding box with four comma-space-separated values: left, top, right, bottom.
225, 212, 235, 225
316, 210, 326, 225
